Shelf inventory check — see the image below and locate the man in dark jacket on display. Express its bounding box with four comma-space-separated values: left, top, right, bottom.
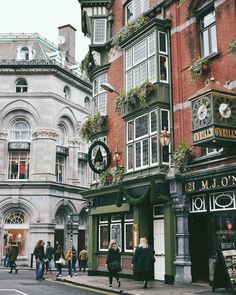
33, 240, 45, 280
45, 241, 54, 274
8, 241, 19, 274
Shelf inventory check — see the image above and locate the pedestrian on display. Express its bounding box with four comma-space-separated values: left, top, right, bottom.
8, 241, 19, 274
33, 239, 46, 281
71, 246, 78, 276
106, 240, 121, 288
132, 237, 155, 289
65, 247, 73, 276
45, 241, 54, 274
4, 243, 10, 267
54, 245, 65, 277
79, 247, 88, 272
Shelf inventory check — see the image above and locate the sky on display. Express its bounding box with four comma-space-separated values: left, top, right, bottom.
0, 0, 90, 63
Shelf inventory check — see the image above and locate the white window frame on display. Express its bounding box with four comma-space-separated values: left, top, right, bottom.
93, 74, 108, 116
93, 19, 107, 44
99, 224, 109, 251
8, 151, 30, 180
124, 222, 134, 252
160, 109, 170, 164
125, 0, 149, 23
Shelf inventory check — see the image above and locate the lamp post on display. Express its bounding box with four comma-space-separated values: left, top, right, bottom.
101, 83, 120, 95
67, 213, 80, 277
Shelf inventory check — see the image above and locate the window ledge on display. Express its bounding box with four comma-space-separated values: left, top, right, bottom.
203, 51, 220, 61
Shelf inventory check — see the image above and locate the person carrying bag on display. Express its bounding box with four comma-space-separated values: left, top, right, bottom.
54, 245, 65, 277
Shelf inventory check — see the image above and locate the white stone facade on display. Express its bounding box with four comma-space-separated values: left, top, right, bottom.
0, 29, 92, 265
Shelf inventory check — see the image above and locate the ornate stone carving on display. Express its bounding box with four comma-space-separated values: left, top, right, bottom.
0, 129, 8, 140
32, 128, 58, 140
67, 137, 80, 147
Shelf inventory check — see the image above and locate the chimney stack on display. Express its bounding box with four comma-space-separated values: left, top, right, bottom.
58, 24, 76, 64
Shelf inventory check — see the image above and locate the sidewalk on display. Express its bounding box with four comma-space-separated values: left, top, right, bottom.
56, 272, 234, 295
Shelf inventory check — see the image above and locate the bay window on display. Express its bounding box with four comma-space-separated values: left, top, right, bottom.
125, 0, 149, 23
93, 74, 107, 115
93, 19, 106, 44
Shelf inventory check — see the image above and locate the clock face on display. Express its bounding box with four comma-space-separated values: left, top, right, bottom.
192, 96, 212, 128
214, 96, 236, 124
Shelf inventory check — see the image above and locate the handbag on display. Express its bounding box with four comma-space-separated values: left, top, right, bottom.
109, 260, 121, 272
56, 257, 65, 266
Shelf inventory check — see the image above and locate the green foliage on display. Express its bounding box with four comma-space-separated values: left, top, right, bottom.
115, 81, 155, 115
172, 143, 194, 173
112, 16, 149, 47
229, 40, 236, 54
189, 57, 210, 80
112, 167, 124, 184
79, 51, 94, 78
79, 112, 105, 142
98, 169, 112, 188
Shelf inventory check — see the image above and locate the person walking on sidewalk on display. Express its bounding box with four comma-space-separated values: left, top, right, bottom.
54, 245, 65, 277
71, 246, 78, 275
65, 247, 73, 276
33, 239, 46, 281
132, 237, 155, 289
8, 241, 19, 274
45, 241, 54, 274
79, 247, 88, 272
106, 240, 121, 288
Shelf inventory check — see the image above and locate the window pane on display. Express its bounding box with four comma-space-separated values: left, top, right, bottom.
125, 223, 133, 251
140, 61, 147, 84
133, 40, 146, 65
202, 11, 215, 28
126, 48, 132, 70
159, 32, 167, 53
148, 56, 156, 83
135, 114, 148, 138
128, 145, 134, 170
162, 145, 170, 163
126, 2, 133, 23
148, 32, 155, 56
202, 29, 210, 57
150, 111, 157, 133
94, 19, 106, 44
133, 65, 140, 87
135, 142, 141, 168
98, 93, 107, 115
210, 25, 217, 53
161, 109, 169, 131
56, 155, 65, 183
151, 136, 158, 164
99, 225, 109, 250
8, 152, 29, 180
126, 70, 132, 91
110, 223, 122, 248
142, 139, 149, 166
160, 55, 168, 81
127, 121, 134, 141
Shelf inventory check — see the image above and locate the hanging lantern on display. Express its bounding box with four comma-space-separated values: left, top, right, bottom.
94, 147, 103, 168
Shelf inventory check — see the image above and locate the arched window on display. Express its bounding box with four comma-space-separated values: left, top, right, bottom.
84, 96, 91, 110
57, 124, 67, 146
5, 211, 25, 224
16, 79, 28, 93
19, 47, 29, 60
63, 86, 71, 99
11, 120, 31, 141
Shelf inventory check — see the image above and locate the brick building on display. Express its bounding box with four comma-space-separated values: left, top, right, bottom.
78, 0, 236, 285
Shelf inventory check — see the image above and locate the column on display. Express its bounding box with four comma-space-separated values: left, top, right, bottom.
166, 165, 192, 284
0, 129, 8, 181
67, 137, 80, 185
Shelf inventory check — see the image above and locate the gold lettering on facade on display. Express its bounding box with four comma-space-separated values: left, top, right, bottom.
221, 176, 229, 187
215, 128, 236, 139
201, 180, 209, 190
232, 176, 236, 185
193, 128, 214, 142
211, 178, 217, 189
185, 182, 195, 192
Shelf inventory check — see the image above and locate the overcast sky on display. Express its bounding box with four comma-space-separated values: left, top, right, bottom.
0, 0, 90, 63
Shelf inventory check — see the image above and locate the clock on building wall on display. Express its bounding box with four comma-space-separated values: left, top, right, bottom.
190, 91, 236, 147
192, 96, 212, 129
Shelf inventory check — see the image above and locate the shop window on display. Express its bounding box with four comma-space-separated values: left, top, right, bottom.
56, 154, 65, 183
16, 79, 28, 93
8, 151, 29, 180
98, 214, 133, 252
93, 19, 106, 44
10, 120, 31, 141
199, 10, 217, 58
125, 0, 149, 23
93, 73, 107, 115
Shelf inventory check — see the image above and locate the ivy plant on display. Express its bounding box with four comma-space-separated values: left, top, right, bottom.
229, 40, 236, 55
189, 56, 210, 80
172, 143, 194, 173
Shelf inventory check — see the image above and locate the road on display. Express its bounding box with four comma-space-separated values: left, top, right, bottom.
0, 269, 113, 295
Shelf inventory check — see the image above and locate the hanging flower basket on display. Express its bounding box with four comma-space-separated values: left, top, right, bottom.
189, 57, 210, 80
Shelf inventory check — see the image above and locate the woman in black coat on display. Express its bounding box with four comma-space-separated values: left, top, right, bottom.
132, 237, 155, 289
106, 239, 121, 288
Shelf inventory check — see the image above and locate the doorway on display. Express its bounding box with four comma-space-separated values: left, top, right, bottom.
54, 229, 64, 249
153, 219, 165, 280
189, 214, 209, 282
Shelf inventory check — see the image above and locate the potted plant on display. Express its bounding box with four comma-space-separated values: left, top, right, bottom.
112, 16, 150, 47
115, 81, 155, 115
98, 169, 112, 188
229, 40, 236, 55
189, 57, 210, 80
79, 112, 107, 142
112, 166, 124, 184
172, 143, 194, 173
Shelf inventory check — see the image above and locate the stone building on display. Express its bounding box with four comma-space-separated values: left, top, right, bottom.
0, 24, 92, 265
78, 0, 236, 286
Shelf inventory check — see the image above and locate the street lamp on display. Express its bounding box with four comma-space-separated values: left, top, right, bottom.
159, 127, 171, 147
101, 83, 120, 95
67, 213, 80, 277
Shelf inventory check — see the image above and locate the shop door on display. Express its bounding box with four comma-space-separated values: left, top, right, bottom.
153, 219, 165, 280
189, 214, 209, 282
54, 229, 64, 249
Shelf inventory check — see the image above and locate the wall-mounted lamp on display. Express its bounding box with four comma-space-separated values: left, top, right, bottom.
159, 127, 171, 147
101, 83, 120, 95
113, 147, 121, 167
